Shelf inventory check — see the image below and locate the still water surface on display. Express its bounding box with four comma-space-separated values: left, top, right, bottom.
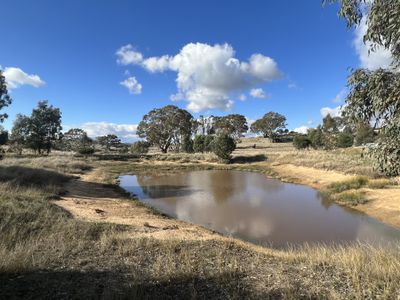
119, 170, 400, 247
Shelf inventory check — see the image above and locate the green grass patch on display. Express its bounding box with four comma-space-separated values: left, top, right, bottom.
336, 191, 368, 206
367, 179, 395, 189
328, 176, 368, 193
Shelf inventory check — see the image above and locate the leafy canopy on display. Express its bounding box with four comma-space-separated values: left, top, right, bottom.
250, 112, 286, 141
137, 105, 194, 153
0, 70, 12, 123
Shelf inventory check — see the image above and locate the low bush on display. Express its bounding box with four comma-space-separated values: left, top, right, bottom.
193, 135, 206, 153
131, 141, 151, 154
77, 147, 95, 156
212, 134, 236, 162
293, 135, 311, 149
336, 132, 354, 148
328, 176, 368, 193
367, 178, 394, 189
336, 191, 368, 205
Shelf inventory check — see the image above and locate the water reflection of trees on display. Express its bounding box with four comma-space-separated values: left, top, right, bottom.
136, 174, 195, 199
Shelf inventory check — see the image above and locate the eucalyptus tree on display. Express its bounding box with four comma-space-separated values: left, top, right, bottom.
213, 114, 248, 140
63, 128, 92, 151
325, 0, 400, 175
250, 112, 286, 142
0, 70, 12, 123
137, 105, 195, 153
10, 101, 62, 154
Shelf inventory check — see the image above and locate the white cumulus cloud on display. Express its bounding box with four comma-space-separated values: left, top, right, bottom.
116, 42, 282, 112
116, 44, 143, 65
320, 106, 343, 118
250, 88, 269, 99
120, 76, 142, 95
353, 18, 393, 70
81, 122, 138, 141
3, 67, 45, 89
293, 126, 309, 134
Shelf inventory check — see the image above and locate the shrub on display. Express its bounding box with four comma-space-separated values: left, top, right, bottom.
354, 122, 375, 146
181, 135, 194, 153
204, 135, 215, 152
328, 176, 368, 193
212, 133, 236, 161
308, 127, 325, 149
336, 191, 368, 206
77, 147, 95, 156
336, 132, 354, 148
293, 135, 311, 149
131, 141, 150, 154
193, 135, 206, 153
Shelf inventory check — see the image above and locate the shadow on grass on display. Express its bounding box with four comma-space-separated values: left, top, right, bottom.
0, 269, 296, 299
232, 154, 267, 164
0, 166, 70, 188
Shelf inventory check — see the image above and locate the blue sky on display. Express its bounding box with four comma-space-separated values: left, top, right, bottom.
1, 0, 390, 139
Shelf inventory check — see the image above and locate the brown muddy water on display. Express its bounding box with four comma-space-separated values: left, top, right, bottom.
119, 170, 400, 248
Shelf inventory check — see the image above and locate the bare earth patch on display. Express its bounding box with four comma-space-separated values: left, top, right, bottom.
56, 172, 222, 242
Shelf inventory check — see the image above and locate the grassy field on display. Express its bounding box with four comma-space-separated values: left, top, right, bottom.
1, 142, 400, 298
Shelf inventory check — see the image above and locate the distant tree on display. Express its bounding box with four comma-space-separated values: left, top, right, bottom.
204, 135, 215, 152
336, 132, 354, 148
250, 112, 286, 142
322, 114, 339, 133
181, 135, 194, 153
325, 0, 400, 175
10, 114, 30, 154
131, 140, 151, 154
0, 70, 12, 123
193, 135, 206, 153
26, 101, 62, 154
96, 134, 121, 151
307, 127, 325, 149
63, 128, 92, 151
213, 114, 248, 140
0, 126, 8, 146
293, 135, 311, 150
212, 133, 236, 162
137, 105, 194, 153
354, 122, 375, 146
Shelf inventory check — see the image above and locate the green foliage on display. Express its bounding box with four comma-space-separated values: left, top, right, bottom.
336, 132, 354, 148
250, 111, 286, 142
10, 101, 62, 154
212, 133, 236, 161
137, 105, 194, 153
336, 191, 368, 206
181, 135, 194, 153
213, 114, 248, 140
62, 128, 92, 151
204, 135, 215, 152
322, 114, 339, 133
0, 70, 12, 123
293, 135, 311, 149
193, 135, 206, 153
307, 127, 325, 149
77, 147, 95, 156
354, 122, 375, 146
326, 0, 400, 64
131, 141, 151, 154
371, 120, 400, 176
96, 134, 121, 151
326, 1, 400, 176
328, 176, 368, 193
0, 127, 8, 145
